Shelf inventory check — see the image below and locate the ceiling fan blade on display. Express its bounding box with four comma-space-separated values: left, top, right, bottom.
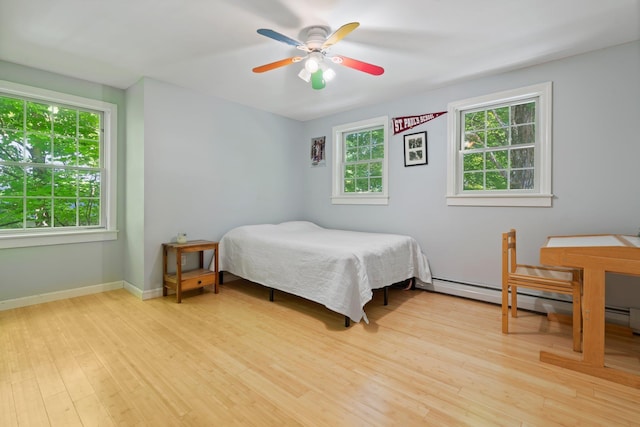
331, 55, 384, 76
252, 57, 303, 73
322, 22, 359, 49
257, 29, 309, 51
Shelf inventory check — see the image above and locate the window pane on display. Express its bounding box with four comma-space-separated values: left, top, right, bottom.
344, 164, 355, 179
511, 102, 535, 125
54, 169, 77, 197
355, 178, 369, 192
344, 179, 355, 193
0, 130, 25, 162
358, 146, 371, 160
464, 131, 484, 150
345, 134, 358, 148
78, 111, 100, 140
370, 178, 382, 192
510, 169, 534, 189
463, 172, 484, 190
486, 150, 508, 170
370, 161, 382, 177
54, 199, 77, 227
54, 107, 77, 137
511, 147, 534, 168
487, 107, 509, 127
26, 167, 52, 196
463, 152, 484, 171
371, 141, 384, 159
26, 198, 51, 228
512, 124, 535, 145
486, 171, 508, 189
0, 198, 23, 229
464, 111, 485, 131
486, 128, 508, 147
78, 171, 100, 197
355, 163, 369, 178
53, 136, 76, 165
26, 102, 52, 133
345, 147, 358, 162
370, 128, 383, 144
25, 133, 53, 163
359, 131, 371, 146
79, 198, 100, 226
0, 165, 24, 196
78, 139, 99, 167
0, 96, 23, 129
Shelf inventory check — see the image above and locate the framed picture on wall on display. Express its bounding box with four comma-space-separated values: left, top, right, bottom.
311, 136, 326, 167
404, 131, 428, 166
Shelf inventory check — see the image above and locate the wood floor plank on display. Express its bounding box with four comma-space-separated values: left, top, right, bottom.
2, 281, 639, 426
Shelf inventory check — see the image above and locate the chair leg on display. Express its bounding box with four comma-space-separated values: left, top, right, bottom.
511, 286, 518, 318
572, 286, 582, 352
502, 283, 509, 333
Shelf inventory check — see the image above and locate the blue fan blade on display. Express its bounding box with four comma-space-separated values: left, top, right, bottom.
257, 29, 305, 48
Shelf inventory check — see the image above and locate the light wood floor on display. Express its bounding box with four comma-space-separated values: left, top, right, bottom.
2, 280, 639, 426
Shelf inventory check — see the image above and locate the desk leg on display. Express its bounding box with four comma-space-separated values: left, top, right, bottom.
540, 268, 640, 388
582, 267, 606, 367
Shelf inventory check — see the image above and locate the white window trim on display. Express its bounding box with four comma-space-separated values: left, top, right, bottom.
331, 116, 389, 205
0, 80, 118, 248
446, 82, 553, 207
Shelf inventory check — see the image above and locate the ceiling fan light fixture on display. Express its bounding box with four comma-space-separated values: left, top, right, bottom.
298, 68, 311, 82
320, 63, 336, 82
311, 69, 325, 90
305, 53, 322, 73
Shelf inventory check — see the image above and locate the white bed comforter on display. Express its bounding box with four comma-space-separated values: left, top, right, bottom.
213, 221, 432, 323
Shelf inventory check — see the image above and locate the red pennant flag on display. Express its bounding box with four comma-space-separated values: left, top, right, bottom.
392, 111, 446, 134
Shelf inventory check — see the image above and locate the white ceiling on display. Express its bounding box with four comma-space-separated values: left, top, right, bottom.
1, 0, 639, 121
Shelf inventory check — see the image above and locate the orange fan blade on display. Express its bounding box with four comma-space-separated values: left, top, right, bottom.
322, 22, 359, 49
331, 55, 384, 76
252, 57, 303, 73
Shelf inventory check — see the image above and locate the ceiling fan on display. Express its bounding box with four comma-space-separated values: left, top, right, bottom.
252, 22, 384, 90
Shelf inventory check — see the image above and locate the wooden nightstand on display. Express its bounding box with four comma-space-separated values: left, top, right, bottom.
162, 240, 219, 303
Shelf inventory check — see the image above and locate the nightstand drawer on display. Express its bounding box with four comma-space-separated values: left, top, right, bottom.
181, 271, 216, 290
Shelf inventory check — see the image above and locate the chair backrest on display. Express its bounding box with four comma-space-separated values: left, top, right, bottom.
502, 229, 517, 276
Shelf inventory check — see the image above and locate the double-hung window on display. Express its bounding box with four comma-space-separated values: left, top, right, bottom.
446, 82, 552, 207
0, 80, 117, 248
332, 116, 389, 205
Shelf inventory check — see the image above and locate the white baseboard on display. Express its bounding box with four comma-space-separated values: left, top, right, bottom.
122, 281, 164, 300
423, 278, 630, 326
0, 281, 124, 312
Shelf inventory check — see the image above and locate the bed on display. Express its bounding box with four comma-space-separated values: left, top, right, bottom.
210, 221, 432, 325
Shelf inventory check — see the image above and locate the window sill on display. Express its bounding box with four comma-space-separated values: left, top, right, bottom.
446, 194, 553, 207
331, 195, 389, 205
0, 229, 118, 249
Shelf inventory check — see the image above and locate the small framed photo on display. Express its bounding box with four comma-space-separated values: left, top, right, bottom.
310, 136, 326, 167
404, 131, 428, 167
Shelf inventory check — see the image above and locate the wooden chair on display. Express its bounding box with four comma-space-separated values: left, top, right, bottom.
502, 229, 582, 352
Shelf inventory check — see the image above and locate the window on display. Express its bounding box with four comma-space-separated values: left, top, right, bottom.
0, 80, 117, 248
446, 82, 552, 207
332, 116, 389, 205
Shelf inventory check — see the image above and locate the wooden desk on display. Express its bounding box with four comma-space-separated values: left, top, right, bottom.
539, 234, 640, 388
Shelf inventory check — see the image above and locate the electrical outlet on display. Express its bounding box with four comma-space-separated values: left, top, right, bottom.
181, 255, 187, 267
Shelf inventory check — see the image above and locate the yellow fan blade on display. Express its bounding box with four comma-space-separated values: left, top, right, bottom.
252, 57, 303, 73
322, 22, 359, 49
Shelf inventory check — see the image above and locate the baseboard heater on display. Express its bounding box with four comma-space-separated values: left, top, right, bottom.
418, 277, 631, 328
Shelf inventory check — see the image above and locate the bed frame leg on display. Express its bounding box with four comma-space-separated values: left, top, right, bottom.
269, 288, 274, 302
384, 287, 389, 306
344, 316, 350, 327
219, 271, 224, 285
